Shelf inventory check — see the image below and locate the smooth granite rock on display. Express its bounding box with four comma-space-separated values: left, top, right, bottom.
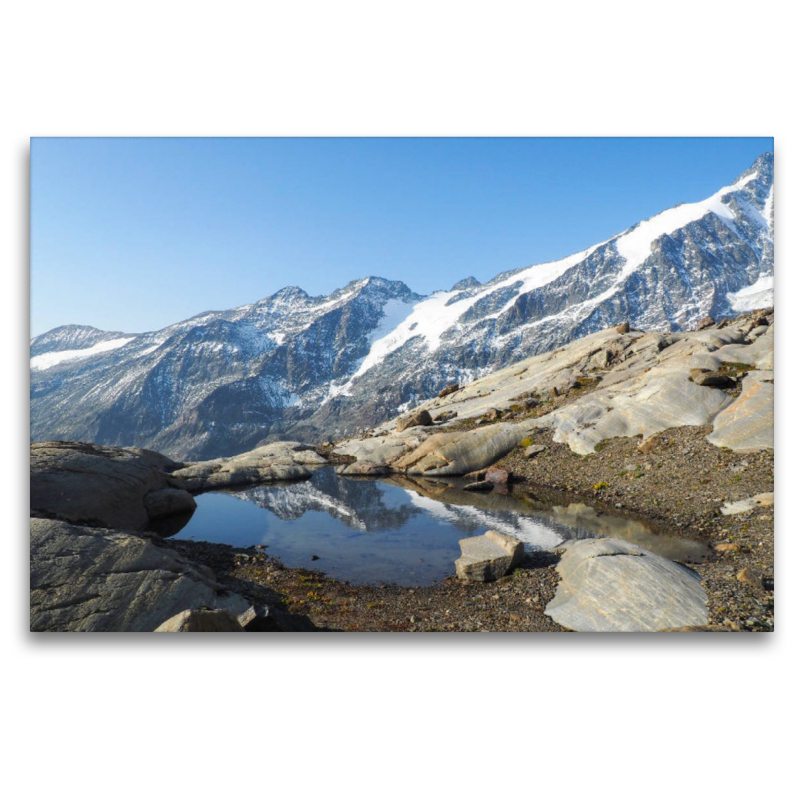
171, 441, 327, 492
545, 538, 708, 632
707, 373, 774, 452
30, 440, 182, 531
455, 530, 524, 582
396, 424, 523, 476
30, 517, 250, 632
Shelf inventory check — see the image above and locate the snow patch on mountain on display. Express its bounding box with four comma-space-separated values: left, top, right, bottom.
728, 274, 774, 312
30, 337, 136, 371
613, 171, 760, 276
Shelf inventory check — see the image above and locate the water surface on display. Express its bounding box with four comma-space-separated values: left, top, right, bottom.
171, 467, 708, 586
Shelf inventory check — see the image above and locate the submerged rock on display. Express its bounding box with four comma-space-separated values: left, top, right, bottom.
544, 538, 708, 632
455, 530, 524, 582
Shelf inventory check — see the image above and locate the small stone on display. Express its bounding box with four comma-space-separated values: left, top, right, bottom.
455, 530, 524, 582
714, 543, 740, 553
638, 436, 658, 454
438, 383, 460, 399
695, 315, 716, 331
485, 466, 510, 485
736, 566, 763, 590
524, 444, 547, 458
396, 409, 434, 432
690, 369, 735, 388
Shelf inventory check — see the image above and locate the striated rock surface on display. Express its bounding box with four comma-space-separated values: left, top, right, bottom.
455, 530, 524, 582
707, 372, 774, 452
333, 310, 773, 470
544, 538, 708, 632
30, 517, 250, 632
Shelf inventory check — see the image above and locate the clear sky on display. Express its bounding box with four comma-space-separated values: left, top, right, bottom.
30, 136, 773, 336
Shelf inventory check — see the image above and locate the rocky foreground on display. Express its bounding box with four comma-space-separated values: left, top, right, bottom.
30, 309, 774, 633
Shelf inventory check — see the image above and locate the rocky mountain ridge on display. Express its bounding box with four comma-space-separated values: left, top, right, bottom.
31, 153, 774, 459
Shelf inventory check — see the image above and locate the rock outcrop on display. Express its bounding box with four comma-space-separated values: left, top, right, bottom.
30, 517, 250, 632
330, 309, 773, 471
30, 441, 191, 531
455, 530, 524, 582
544, 538, 709, 632
170, 442, 327, 491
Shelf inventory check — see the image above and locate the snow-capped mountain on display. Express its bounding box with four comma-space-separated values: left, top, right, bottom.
30, 153, 774, 459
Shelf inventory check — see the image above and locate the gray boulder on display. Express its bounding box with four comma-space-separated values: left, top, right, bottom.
30, 517, 250, 632
171, 441, 327, 491
545, 538, 708, 632
143, 487, 197, 518
455, 530, 524, 582
30, 440, 182, 531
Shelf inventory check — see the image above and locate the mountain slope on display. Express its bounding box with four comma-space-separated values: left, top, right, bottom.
30, 153, 774, 459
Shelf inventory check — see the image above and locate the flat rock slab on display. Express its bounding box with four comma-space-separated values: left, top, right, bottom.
707, 373, 774, 452
545, 538, 708, 632
720, 492, 774, 516
455, 530, 524, 582
30, 517, 250, 632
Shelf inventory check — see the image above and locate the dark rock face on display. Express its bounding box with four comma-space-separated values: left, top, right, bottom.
30, 155, 774, 459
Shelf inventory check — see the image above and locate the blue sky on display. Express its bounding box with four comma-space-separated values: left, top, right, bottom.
30, 136, 773, 336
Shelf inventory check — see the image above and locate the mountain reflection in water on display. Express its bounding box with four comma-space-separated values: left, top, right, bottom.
172, 467, 708, 586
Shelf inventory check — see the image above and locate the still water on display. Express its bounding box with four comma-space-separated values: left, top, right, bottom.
171, 467, 708, 586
